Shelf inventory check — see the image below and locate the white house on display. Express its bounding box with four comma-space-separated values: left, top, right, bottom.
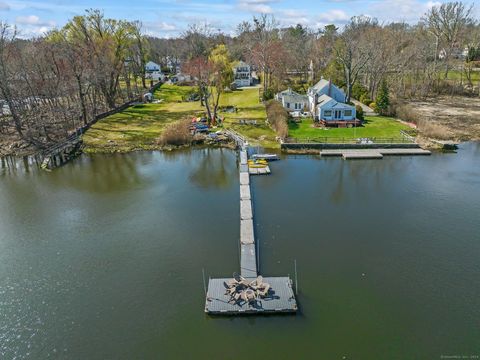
439, 47, 468, 60
275, 88, 308, 112
306, 78, 358, 126
307, 78, 347, 114
0, 100, 11, 116
233, 61, 252, 87
146, 72, 165, 81
145, 61, 161, 72
315, 94, 357, 126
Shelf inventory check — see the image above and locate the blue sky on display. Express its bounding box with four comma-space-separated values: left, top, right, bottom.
0, 0, 473, 38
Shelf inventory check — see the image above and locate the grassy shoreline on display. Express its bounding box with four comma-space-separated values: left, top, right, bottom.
83, 84, 278, 153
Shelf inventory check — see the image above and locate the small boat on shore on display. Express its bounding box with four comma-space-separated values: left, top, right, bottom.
251, 154, 279, 161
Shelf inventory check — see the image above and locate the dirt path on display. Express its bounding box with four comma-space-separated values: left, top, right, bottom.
351, 99, 377, 116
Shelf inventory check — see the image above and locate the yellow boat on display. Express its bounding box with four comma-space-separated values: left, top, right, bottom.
248, 159, 268, 165
249, 163, 268, 168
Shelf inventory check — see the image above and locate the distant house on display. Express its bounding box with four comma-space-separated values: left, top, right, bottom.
275, 88, 308, 112
438, 47, 468, 60
307, 79, 358, 126
146, 72, 165, 81
0, 100, 11, 116
145, 61, 161, 72
233, 61, 252, 87
165, 56, 181, 74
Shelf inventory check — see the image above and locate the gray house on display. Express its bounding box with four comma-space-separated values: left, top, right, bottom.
307, 78, 358, 126
233, 61, 252, 87
315, 94, 357, 126
275, 88, 308, 112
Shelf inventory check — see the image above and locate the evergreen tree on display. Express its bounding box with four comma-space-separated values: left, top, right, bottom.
376, 79, 390, 115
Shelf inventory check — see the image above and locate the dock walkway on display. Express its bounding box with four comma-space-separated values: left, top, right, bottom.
205, 131, 297, 315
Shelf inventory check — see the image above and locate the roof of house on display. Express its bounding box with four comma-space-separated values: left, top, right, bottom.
283, 93, 308, 103
146, 61, 161, 68
233, 61, 250, 69
317, 94, 355, 110
309, 78, 346, 99
276, 88, 308, 104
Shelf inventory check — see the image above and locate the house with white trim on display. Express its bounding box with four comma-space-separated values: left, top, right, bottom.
307, 78, 358, 126
145, 61, 161, 72
275, 88, 308, 112
233, 61, 252, 87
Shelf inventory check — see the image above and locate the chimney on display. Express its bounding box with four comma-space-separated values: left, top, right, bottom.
328, 79, 332, 97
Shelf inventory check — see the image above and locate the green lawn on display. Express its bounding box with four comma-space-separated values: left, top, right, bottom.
445, 69, 480, 82
83, 84, 278, 152
219, 87, 278, 148
288, 116, 411, 143
83, 84, 203, 152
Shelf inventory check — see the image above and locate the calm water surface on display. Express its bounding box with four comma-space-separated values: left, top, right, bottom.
1, 145, 479, 359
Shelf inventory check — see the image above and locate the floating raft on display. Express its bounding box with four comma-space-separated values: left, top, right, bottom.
249, 166, 271, 175
320, 148, 431, 160
251, 154, 279, 161
205, 277, 297, 315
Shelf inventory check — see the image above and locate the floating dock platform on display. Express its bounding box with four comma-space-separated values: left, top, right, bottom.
248, 166, 271, 175
320, 148, 431, 160
205, 277, 297, 314
205, 135, 297, 315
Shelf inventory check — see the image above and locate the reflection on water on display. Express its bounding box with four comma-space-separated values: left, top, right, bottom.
0, 144, 479, 359
55, 153, 147, 193
189, 148, 235, 189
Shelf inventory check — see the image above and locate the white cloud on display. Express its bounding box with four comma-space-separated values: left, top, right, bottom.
13, 15, 56, 37
15, 15, 55, 26
0, 1, 10, 10
426, 1, 442, 9
370, 0, 441, 23
16, 15, 40, 25
157, 22, 176, 31
317, 9, 350, 23
237, 0, 276, 14
277, 9, 311, 26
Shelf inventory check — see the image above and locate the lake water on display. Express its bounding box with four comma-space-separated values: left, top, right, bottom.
1, 144, 479, 359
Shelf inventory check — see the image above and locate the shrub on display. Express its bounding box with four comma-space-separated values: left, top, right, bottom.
395, 104, 420, 124
262, 88, 275, 101
352, 82, 369, 101
417, 119, 452, 140
355, 105, 364, 121
158, 118, 193, 146
265, 100, 289, 139
359, 94, 372, 106
369, 102, 377, 111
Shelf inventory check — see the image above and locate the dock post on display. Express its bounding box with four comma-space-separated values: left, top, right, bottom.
202, 268, 207, 296
294, 259, 298, 295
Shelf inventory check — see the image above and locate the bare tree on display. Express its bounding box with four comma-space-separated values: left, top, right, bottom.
424, 1, 474, 78
333, 16, 376, 102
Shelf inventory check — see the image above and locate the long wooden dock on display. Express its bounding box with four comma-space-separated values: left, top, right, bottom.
205, 132, 297, 315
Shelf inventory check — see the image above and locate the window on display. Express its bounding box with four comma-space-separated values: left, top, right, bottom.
286, 103, 290, 108
324, 110, 332, 117
344, 110, 352, 117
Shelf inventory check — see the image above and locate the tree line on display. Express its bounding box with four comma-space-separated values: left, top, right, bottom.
1, 2, 478, 151
0, 10, 149, 150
